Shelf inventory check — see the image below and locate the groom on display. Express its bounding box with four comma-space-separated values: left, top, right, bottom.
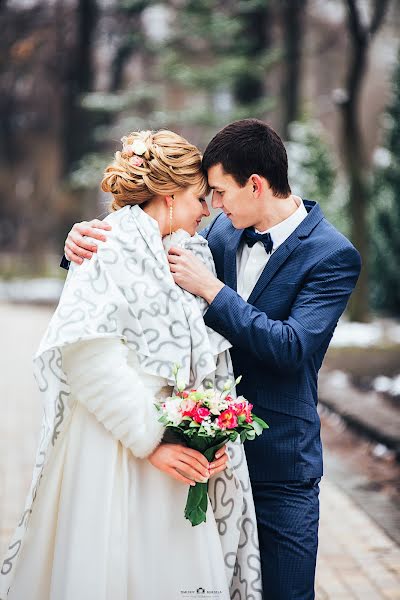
62, 119, 361, 599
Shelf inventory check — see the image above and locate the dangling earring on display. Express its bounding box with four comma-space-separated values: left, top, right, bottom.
169, 196, 174, 239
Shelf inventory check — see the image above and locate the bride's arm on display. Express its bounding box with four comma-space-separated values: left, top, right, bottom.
61, 337, 218, 482
61, 337, 165, 458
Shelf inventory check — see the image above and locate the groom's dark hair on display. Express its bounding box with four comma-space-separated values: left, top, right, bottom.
202, 119, 291, 198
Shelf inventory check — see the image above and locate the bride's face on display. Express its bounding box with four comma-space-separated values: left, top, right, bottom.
172, 185, 210, 236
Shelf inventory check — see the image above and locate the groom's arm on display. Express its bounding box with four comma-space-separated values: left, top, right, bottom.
60, 214, 222, 270
60, 219, 112, 270
203, 246, 361, 372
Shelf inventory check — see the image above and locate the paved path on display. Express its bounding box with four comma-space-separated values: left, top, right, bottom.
0, 302, 399, 598
316, 480, 400, 598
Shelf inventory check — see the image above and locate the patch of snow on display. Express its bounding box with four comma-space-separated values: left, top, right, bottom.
324, 369, 350, 389
331, 319, 400, 347
372, 443, 392, 459
373, 376, 392, 393
332, 321, 381, 347
373, 374, 400, 398
0, 279, 63, 304
142, 5, 173, 43
373, 147, 392, 169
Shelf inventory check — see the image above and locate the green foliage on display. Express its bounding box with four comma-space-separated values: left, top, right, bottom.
68, 153, 109, 190
81, 87, 160, 114
75, 0, 278, 187
370, 47, 400, 316
285, 120, 350, 235
159, 0, 278, 107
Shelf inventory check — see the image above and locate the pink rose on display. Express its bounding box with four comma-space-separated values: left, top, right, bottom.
232, 400, 253, 423
129, 155, 144, 167
181, 398, 197, 417
192, 406, 211, 424
216, 409, 238, 430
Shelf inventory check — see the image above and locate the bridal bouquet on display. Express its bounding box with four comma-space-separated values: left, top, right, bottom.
155, 365, 269, 526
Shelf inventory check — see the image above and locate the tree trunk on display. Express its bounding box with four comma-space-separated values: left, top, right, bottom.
233, 5, 270, 106
338, 0, 390, 322
281, 0, 307, 138
59, 0, 97, 175
340, 29, 369, 321
341, 108, 370, 321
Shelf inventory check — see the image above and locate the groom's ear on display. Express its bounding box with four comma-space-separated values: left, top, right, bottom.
250, 174, 263, 197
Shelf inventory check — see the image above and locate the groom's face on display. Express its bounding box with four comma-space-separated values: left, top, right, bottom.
207, 163, 259, 230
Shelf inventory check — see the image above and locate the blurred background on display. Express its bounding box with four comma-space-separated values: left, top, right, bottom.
1, 0, 400, 597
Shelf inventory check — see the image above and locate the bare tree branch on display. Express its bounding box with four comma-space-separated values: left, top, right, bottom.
346, 0, 366, 44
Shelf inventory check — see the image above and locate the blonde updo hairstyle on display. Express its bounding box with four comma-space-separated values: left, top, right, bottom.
101, 129, 209, 211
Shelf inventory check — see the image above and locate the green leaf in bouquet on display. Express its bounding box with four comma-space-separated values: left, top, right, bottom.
253, 415, 269, 429
185, 482, 209, 526
252, 420, 264, 436
246, 430, 256, 441
235, 375, 243, 385
189, 421, 201, 428
240, 430, 248, 443
197, 430, 210, 437
239, 423, 252, 431
228, 431, 239, 442
182, 436, 228, 527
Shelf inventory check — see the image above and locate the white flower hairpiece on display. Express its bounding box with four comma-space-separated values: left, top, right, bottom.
121, 136, 147, 167
131, 140, 147, 156
121, 136, 147, 156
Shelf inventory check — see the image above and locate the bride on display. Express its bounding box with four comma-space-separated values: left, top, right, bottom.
0, 130, 262, 600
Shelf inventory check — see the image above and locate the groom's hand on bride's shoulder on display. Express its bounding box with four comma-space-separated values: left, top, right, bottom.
64, 219, 112, 264
147, 443, 228, 485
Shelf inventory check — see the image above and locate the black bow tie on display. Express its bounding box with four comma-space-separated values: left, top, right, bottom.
242, 228, 273, 254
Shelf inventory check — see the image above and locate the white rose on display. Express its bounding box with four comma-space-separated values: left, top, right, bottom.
131, 140, 147, 156
164, 399, 182, 426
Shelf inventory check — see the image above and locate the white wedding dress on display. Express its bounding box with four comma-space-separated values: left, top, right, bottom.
6, 338, 231, 600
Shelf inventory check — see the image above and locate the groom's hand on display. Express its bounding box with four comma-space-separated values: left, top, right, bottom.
167, 247, 224, 303
64, 219, 112, 264
148, 443, 228, 485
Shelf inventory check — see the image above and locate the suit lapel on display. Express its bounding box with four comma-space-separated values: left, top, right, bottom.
224, 228, 245, 291
247, 200, 325, 305
247, 235, 302, 304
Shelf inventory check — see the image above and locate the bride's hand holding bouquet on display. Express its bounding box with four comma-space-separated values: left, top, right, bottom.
155, 365, 269, 526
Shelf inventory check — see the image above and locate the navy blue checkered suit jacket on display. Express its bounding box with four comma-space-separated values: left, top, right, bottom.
200, 200, 361, 482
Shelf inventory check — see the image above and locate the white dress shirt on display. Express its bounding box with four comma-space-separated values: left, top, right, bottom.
236, 196, 308, 301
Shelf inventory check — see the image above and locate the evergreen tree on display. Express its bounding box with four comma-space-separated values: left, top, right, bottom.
159, 0, 279, 144
285, 120, 346, 232
72, 0, 280, 184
